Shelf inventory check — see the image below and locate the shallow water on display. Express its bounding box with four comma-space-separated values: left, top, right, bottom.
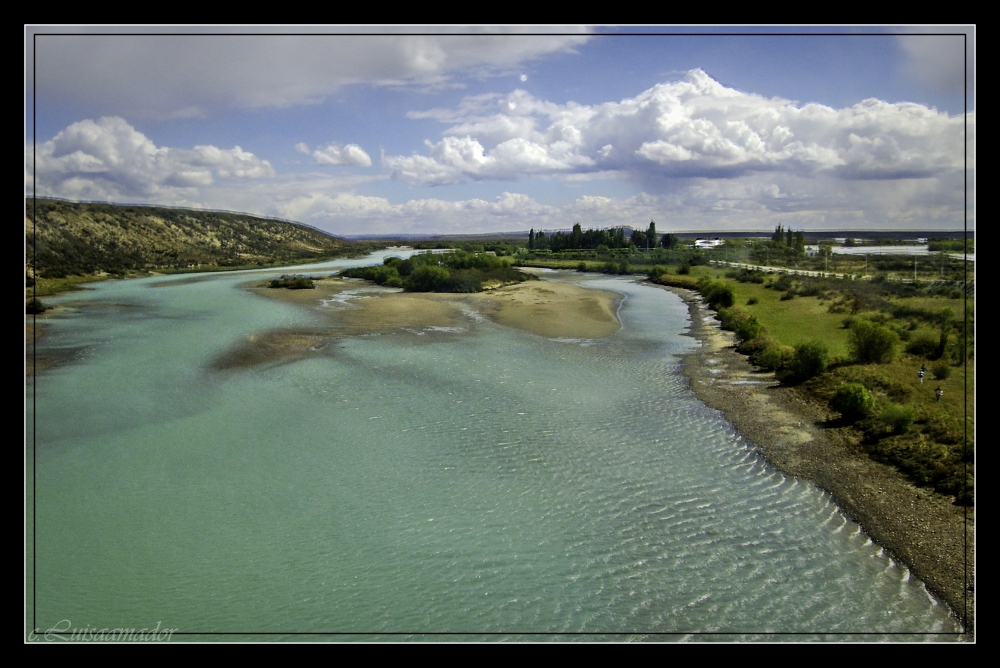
27, 253, 961, 640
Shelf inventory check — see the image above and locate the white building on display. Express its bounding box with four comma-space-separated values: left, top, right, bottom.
694, 238, 724, 249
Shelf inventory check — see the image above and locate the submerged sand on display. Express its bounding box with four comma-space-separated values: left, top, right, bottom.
660, 284, 973, 636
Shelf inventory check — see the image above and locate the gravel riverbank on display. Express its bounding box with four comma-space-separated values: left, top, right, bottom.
663, 284, 974, 638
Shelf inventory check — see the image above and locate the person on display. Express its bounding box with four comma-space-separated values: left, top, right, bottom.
935, 386, 943, 402
918, 366, 926, 384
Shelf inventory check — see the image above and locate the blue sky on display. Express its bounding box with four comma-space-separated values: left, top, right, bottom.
25, 26, 975, 235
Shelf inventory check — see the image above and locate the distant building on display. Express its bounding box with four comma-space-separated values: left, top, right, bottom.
805, 245, 820, 257
694, 238, 724, 249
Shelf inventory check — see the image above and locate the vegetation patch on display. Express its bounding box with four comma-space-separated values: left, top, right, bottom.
269, 276, 316, 290
342, 250, 532, 293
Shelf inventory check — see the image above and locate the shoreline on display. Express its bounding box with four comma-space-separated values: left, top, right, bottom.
661, 283, 973, 636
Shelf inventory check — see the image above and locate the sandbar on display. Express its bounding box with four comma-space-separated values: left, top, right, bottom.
248, 275, 621, 340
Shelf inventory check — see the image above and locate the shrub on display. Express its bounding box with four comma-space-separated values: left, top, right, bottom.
848, 320, 900, 364
780, 291, 795, 301
677, 262, 691, 275
874, 403, 916, 435
931, 362, 951, 380
647, 265, 667, 279
830, 383, 875, 420
755, 344, 795, 372
269, 276, 315, 289
717, 306, 762, 342
403, 264, 450, 292
698, 278, 735, 309
788, 341, 829, 382
577, 262, 588, 272
26, 298, 47, 314
747, 297, 758, 305
906, 333, 939, 357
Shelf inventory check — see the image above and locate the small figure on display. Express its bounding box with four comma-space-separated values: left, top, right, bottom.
918, 365, 926, 384
935, 386, 943, 402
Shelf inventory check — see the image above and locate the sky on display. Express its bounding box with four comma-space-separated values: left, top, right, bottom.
24, 26, 975, 235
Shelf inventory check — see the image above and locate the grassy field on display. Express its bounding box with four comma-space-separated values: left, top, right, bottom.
689, 266, 853, 357
29, 274, 110, 298
656, 263, 974, 503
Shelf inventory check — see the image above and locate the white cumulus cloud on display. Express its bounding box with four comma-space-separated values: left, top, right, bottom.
27, 116, 275, 201
384, 69, 971, 187
296, 142, 372, 167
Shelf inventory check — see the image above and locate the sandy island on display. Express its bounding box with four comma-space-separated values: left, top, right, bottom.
225, 275, 622, 370
659, 284, 973, 637
248, 275, 621, 339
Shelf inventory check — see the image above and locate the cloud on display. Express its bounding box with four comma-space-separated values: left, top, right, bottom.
896, 31, 972, 95
272, 190, 561, 235
30, 30, 590, 119
296, 142, 372, 167
385, 69, 971, 186
385, 135, 594, 185
28, 116, 275, 201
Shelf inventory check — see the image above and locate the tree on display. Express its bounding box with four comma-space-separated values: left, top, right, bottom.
528, 228, 535, 250
647, 220, 657, 250
660, 233, 677, 249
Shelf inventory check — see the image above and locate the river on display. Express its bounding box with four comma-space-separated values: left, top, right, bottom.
26, 251, 960, 640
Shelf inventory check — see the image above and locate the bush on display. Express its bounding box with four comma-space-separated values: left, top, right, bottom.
677, 262, 691, 275
848, 320, 900, 364
780, 291, 795, 301
905, 333, 939, 357
830, 383, 875, 420
788, 341, 829, 382
26, 298, 47, 314
698, 278, 735, 309
403, 264, 450, 292
755, 344, 795, 372
931, 362, 952, 380
269, 276, 315, 289
746, 297, 758, 305
872, 403, 916, 435
743, 336, 793, 372
717, 306, 762, 343
647, 265, 667, 279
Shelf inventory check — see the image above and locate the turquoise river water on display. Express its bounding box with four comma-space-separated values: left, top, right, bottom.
26, 251, 961, 640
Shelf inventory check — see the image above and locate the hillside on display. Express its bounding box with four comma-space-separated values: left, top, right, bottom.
25, 198, 366, 279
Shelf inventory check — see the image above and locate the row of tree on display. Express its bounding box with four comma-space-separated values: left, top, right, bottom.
528, 222, 679, 252
771, 225, 806, 253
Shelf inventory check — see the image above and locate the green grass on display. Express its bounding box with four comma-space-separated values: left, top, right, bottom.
687, 266, 851, 357
29, 274, 112, 297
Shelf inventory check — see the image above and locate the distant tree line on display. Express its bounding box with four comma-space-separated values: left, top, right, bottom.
529, 222, 678, 252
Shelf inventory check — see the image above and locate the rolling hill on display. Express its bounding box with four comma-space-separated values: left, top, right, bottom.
25, 198, 368, 279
